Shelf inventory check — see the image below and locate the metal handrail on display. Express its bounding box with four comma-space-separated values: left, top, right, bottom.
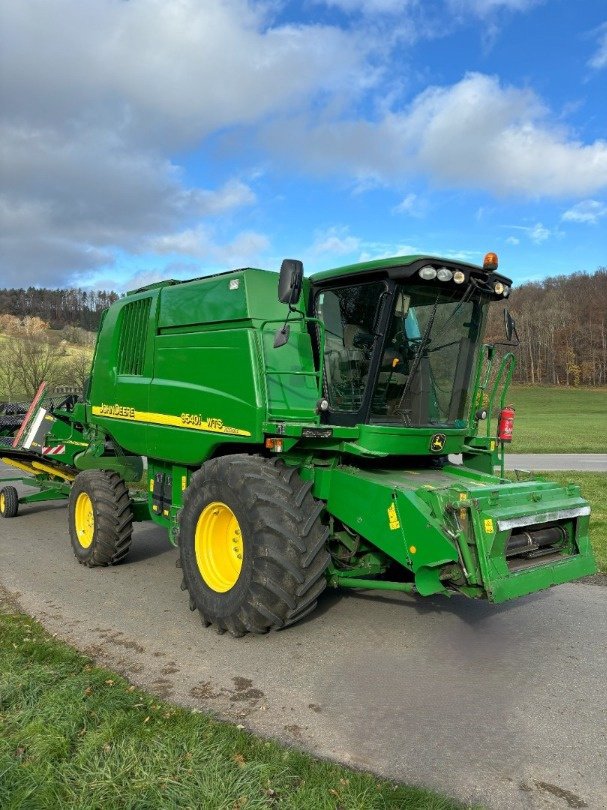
486, 352, 516, 438
259, 316, 326, 420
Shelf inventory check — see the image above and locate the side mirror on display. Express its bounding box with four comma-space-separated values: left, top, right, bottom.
504, 309, 518, 344
394, 291, 411, 319
273, 325, 290, 348
278, 259, 303, 306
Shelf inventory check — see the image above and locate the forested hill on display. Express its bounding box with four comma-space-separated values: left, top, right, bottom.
488, 267, 607, 387
0, 288, 119, 331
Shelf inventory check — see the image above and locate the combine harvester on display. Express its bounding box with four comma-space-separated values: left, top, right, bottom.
0, 252, 596, 635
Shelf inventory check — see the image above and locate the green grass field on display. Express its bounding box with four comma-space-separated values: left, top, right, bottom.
0, 594, 459, 810
507, 385, 607, 453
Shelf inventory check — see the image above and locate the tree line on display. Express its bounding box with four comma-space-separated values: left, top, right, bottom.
487, 267, 606, 387
0, 268, 604, 402
0, 287, 118, 331
0, 287, 118, 402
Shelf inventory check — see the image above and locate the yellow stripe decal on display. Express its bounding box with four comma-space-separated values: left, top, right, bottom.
92, 405, 251, 437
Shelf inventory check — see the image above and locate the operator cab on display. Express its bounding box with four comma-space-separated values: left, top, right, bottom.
309, 254, 513, 429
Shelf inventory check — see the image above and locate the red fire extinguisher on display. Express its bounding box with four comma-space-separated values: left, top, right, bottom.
498, 405, 515, 442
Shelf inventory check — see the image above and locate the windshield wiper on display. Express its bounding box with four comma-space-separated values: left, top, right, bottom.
395, 294, 440, 425
428, 338, 461, 353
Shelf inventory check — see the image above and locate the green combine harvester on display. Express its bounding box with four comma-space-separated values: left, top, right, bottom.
0, 253, 596, 635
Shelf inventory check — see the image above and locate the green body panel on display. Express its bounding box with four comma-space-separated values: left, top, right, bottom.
318, 465, 459, 571
156, 268, 286, 326
87, 269, 319, 465
314, 462, 596, 601
147, 328, 262, 462
73, 451, 143, 481
339, 425, 466, 457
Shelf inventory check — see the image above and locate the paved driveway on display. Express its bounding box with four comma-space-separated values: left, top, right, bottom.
449, 453, 607, 471
1, 462, 605, 810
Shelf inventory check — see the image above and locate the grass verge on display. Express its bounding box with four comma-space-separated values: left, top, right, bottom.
507, 385, 607, 453
0, 593, 461, 810
507, 472, 606, 573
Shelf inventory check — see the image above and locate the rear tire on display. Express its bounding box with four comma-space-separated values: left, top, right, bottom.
179, 454, 330, 637
68, 470, 133, 567
0, 486, 19, 518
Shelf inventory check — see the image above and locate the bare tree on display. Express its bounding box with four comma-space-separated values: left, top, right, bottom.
487, 267, 607, 387
0, 339, 22, 400
11, 335, 64, 398
59, 349, 92, 393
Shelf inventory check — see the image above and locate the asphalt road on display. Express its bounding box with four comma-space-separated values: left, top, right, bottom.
449, 453, 607, 472
1, 463, 606, 810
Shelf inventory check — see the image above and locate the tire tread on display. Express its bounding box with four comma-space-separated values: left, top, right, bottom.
68, 470, 133, 567
179, 454, 329, 636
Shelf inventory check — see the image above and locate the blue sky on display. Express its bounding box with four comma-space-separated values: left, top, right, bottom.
0, 0, 605, 292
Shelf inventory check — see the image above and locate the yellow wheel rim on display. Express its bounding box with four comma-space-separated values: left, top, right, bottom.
195, 501, 243, 593
75, 492, 95, 548
0, 493, 5, 514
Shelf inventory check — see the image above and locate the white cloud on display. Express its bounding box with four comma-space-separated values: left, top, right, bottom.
1, 0, 365, 145
149, 226, 269, 262
0, 0, 369, 285
355, 241, 479, 263
311, 227, 361, 255
393, 192, 424, 216
317, 0, 411, 14
1, 1, 604, 288
508, 222, 552, 244
562, 200, 607, 225
0, 123, 259, 284
93, 260, 209, 294
149, 228, 214, 257
435, 249, 483, 262
588, 22, 607, 70
191, 181, 256, 216
528, 223, 550, 243
321, 0, 539, 18
449, 0, 541, 13
263, 73, 607, 197
506, 236, 520, 245
356, 244, 417, 262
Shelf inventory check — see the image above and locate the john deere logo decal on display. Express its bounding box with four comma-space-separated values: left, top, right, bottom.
430, 433, 446, 452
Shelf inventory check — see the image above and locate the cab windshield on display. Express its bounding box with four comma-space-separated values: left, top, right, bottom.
316, 282, 485, 428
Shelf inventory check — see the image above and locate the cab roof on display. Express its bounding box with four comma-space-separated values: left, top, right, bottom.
310, 254, 488, 284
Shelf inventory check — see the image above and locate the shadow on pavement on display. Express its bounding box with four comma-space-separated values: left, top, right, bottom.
125, 524, 176, 564
9, 501, 67, 518
304, 580, 549, 629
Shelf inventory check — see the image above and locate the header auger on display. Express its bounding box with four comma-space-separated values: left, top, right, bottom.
0, 253, 596, 635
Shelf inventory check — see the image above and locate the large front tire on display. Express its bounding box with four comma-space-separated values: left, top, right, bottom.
179, 455, 330, 637
68, 470, 133, 567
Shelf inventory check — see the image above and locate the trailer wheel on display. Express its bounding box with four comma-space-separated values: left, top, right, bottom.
68, 470, 133, 567
0, 486, 19, 518
179, 454, 330, 637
